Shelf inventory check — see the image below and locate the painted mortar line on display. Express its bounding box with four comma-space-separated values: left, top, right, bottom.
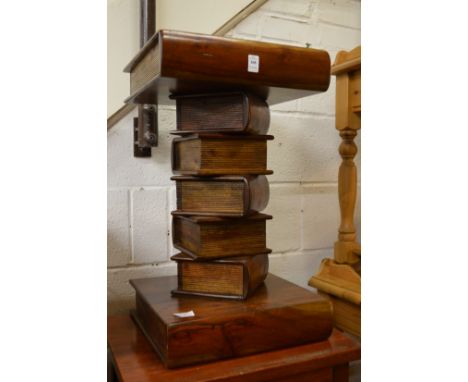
166, 187, 172, 260
108, 186, 172, 191
269, 181, 338, 186
268, 247, 334, 259
108, 249, 338, 271
264, 13, 311, 24
270, 110, 335, 119
128, 188, 135, 264
107, 261, 177, 271
318, 19, 361, 32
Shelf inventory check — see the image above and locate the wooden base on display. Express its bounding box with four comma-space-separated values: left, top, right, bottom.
309, 258, 361, 337
319, 292, 361, 337
108, 315, 360, 382
130, 274, 333, 368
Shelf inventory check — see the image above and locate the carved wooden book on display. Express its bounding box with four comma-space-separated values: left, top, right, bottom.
172, 213, 272, 259
171, 252, 269, 300
172, 134, 273, 176
130, 274, 333, 368
172, 92, 270, 135
171, 175, 269, 217
109, 315, 360, 381
124, 30, 331, 106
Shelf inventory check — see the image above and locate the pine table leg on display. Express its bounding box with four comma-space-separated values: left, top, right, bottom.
334, 128, 360, 264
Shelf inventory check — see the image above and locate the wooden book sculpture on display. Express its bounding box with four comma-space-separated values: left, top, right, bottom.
124, 30, 334, 368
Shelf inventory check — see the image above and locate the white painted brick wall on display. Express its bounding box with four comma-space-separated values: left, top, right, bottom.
131, 188, 168, 264
107, 189, 131, 267
108, 0, 361, 314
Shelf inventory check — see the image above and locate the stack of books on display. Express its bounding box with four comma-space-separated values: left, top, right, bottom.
170, 92, 273, 300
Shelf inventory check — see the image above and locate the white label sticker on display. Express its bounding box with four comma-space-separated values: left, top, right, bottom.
173, 310, 195, 318
248, 54, 260, 73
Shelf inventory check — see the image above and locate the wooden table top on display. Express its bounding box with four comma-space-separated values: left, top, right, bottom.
108, 315, 360, 382
124, 30, 331, 106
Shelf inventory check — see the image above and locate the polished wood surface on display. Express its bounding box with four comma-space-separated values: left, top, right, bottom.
335, 126, 360, 264
129, 274, 334, 368
309, 46, 361, 337
311, 259, 361, 305
124, 30, 331, 106
333, 46, 361, 264
171, 134, 274, 176
173, 92, 270, 135
172, 175, 269, 217
320, 293, 361, 338
171, 252, 268, 300
172, 213, 272, 259
108, 315, 360, 381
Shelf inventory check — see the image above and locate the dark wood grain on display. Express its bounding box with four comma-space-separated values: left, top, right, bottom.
124, 30, 331, 106
128, 274, 335, 369
108, 316, 359, 381
171, 134, 273, 176
172, 92, 270, 135
172, 213, 272, 259
171, 252, 269, 300
171, 175, 269, 217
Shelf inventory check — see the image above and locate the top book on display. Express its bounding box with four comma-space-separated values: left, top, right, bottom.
124, 30, 331, 106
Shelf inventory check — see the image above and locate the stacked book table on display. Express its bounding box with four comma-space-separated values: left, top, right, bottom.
113, 30, 360, 377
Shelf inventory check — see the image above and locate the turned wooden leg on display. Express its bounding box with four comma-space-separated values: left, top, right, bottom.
334, 128, 360, 264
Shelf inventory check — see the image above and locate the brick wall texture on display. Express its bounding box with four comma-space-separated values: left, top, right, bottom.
107, 0, 361, 314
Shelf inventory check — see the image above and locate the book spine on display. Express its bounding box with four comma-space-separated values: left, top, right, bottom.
173, 253, 269, 300
245, 94, 270, 135
246, 175, 269, 213
244, 254, 269, 298
175, 93, 270, 135
172, 136, 273, 176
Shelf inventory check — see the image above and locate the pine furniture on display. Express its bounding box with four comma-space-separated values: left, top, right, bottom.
309, 46, 361, 337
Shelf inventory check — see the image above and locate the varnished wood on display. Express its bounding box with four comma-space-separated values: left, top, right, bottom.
310, 259, 361, 305
309, 259, 361, 336
320, 293, 361, 338
171, 175, 269, 217
172, 92, 270, 135
172, 213, 272, 259
333, 46, 361, 264
171, 134, 273, 176
171, 252, 269, 300
333, 364, 350, 382
331, 46, 361, 75
310, 46, 361, 339
335, 128, 360, 264
124, 30, 331, 106
108, 315, 360, 381
129, 274, 334, 368
107, 3, 268, 129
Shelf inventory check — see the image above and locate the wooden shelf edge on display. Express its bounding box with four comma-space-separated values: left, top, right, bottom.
309, 258, 361, 305
331, 46, 361, 75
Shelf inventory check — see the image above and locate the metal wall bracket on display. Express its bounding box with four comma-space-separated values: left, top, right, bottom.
133, 0, 157, 158
133, 104, 158, 157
